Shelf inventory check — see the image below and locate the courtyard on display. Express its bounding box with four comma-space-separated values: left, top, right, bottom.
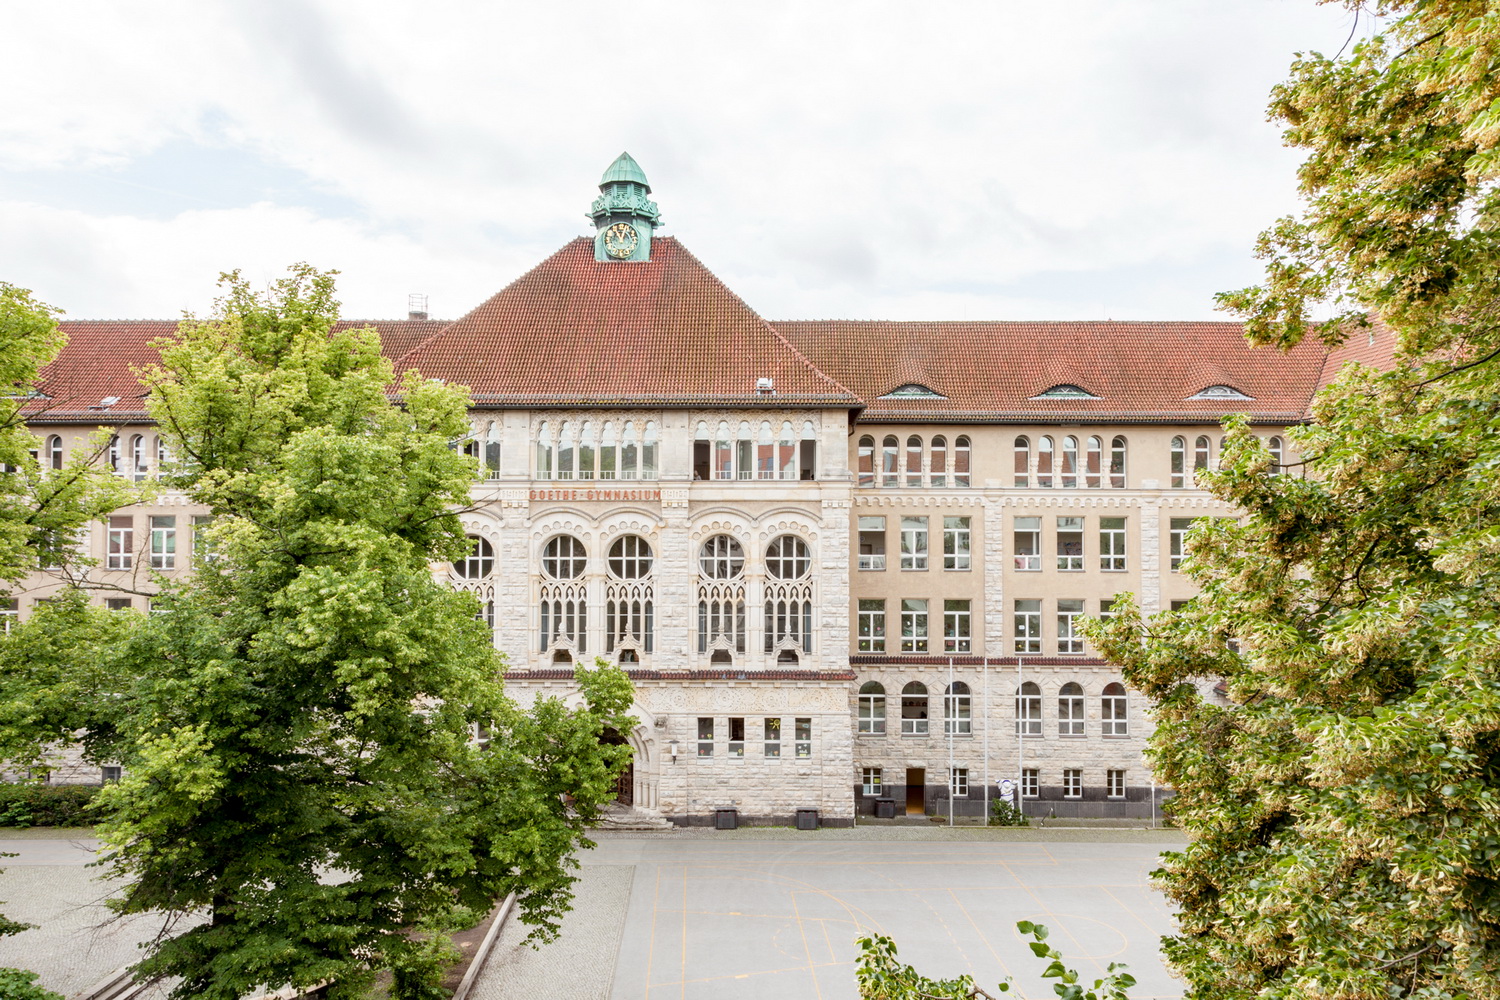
0, 826, 1186, 999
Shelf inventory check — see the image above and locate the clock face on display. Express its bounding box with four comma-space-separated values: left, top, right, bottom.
603, 222, 639, 259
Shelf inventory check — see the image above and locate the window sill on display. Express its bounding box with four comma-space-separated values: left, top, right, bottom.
1101, 734, 1132, 740
1057, 734, 1086, 739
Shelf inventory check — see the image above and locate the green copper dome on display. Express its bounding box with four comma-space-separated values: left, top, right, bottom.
599, 151, 651, 192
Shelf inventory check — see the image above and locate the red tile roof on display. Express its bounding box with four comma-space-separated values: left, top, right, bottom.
30, 319, 451, 423
394, 238, 858, 407
776, 320, 1332, 423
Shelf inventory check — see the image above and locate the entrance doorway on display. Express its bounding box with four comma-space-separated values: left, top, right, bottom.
602, 728, 634, 806
905, 768, 925, 815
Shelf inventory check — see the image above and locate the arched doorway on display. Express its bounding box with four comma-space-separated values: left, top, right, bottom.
602, 727, 634, 806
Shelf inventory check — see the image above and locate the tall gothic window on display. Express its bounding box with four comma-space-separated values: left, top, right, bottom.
857, 436, 875, 487
881, 435, 899, 487
1110, 435, 1127, 488
954, 435, 971, 487
929, 435, 947, 488
1036, 435, 1054, 488
764, 535, 813, 659
606, 535, 653, 657
905, 436, 923, 487
1060, 435, 1079, 488
452, 535, 496, 640
540, 535, 587, 656
1170, 436, 1186, 488
1085, 435, 1102, 488
1013, 435, 1030, 488
697, 535, 746, 658
535, 419, 656, 481
47, 435, 63, 470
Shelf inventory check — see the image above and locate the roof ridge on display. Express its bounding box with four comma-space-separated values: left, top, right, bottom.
666, 240, 860, 403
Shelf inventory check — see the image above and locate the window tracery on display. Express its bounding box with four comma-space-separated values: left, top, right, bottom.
536, 418, 658, 481
540, 535, 587, 655
764, 534, 813, 656
606, 534, 653, 656
697, 534, 746, 657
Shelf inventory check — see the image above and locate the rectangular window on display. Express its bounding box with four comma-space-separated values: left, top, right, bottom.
943, 599, 971, 653
1099, 516, 1127, 571
861, 766, 883, 796
857, 599, 886, 653
1169, 517, 1195, 571
1056, 516, 1083, 570
1107, 770, 1126, 799
942, 516, 971, 571
0, 598, 15, 634
1021, 768, 1039, 799
1057, 599, 1085, 654
1063, 769, 1083, 799
101, 765, 123, 784
105, 598, 132, 611
900, 516, 928, 570
728, 717, 745, 758
900, 599, 929, 653
1013, 516, 1041, 571
192, 514, 216, 566
764, 717, 781, 757
795, 718, 812, 758
107, 515, 133, 570
1099, 598, 1117, 622
949, 767, 968, 797
857, 516, 886, 571
697, 717, 714, 757
1013, 599, 1041, 654
150, 515, 176, 570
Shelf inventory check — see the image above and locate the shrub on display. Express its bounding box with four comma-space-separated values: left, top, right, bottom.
0, 783, 100, 828
988, 798, 1027, 827
0, 968, 64, 1000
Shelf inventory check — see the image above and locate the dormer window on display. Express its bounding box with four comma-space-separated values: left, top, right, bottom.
1031, 385, 1099, 400
1188, 385, 1254, 401
878, 384, 946, 400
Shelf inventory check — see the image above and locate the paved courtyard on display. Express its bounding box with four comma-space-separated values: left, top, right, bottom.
0, 827, 1187, 999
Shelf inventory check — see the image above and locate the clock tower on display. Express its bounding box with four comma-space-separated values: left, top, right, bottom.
590, 151, 661, 262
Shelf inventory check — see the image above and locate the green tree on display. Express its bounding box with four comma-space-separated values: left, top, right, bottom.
87, 265, 633, 999
1090, 3, 1500, 997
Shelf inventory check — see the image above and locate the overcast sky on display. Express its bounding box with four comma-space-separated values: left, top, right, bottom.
1, 2, 1363, 324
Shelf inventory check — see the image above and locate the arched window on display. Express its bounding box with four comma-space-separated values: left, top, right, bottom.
535, 421, 553, 479
606, 536, 653, 655
1219, 436, 1228, 470
1058, 682, 1085, 736
857, 435, 876, 487
858, 681, 886, 734
1109, 435, 1127, 488
953, 435, 971, 488
905, 435, 923, 487
714, 420, 733, 480
1015, 681, 1041, 737
108, 434, 121, 474
577, 422, 596, 480
1085, 436, 1102, 488
131, 434, 148, 482
929, 436, 947, 488
901, 681, 929, 735
698, 536, 746, 655
1194, 435, 1212, 480
556, 421, 575, 480
599, 421, 618, 480
765, 535, 813, 654
641, 421, 659, 479
608, 535, 653, 578
1102, 682, 1128, 736
778, 421, 797, 480
757, 421, 775, 479
1268, 435, 1284, 473
153, 435, 171, 476
1170, 436, 1186, 488
1037, 436, 1054, 488
1013, 436, 1030, 488
47, 435, 62, 471
765, 535, 811, 579
800, 419, 818, 481
619, 420, 637, 480
542, 536, 587, 579
881, 435, 899, 488
738, 421, 755, 480
944, 681, 971, 736
1060, 435, 1079, 488
454, 536, 494, 579
699, 535, 745, 579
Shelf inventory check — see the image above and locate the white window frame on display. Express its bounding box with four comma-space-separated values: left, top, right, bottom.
944, 682, 971, 736
1099, 516, 1127, 571
1063, 768, 1083, 799
900, 516, 928, 571
1107, 769, 1126, 799
728, 717, 745, 758
942, 599, 971, 653
1056, 516, 1083, 571
1057, 599, 1085, 655
1015, 682, 1042, 737
1013, 517, 1041, 571
900, 599, 929, 653
949, 767, 968, 796
1169, 517, 1194, 572
1013, 599, 1041, 655
858, 682, 886, 734
150, 515, 176, 571
942, 516, 970, 571
901, 683, 929, 736
107, 515, 133, 571
794, 717, 812, 758
857, 516, 886, 571
697, 717, 714, 757
764, 717, 781, 757
857, 599, 886, 653
1102, 684, 1129, 736
1021, 768, 1039, 799
1058, 682, 1085, 736
862, 767, 883, 796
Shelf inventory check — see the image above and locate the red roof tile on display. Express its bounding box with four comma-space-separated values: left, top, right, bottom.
776, 320, 1332, 423
30, 319, 452, 423
394, 238, 857, 407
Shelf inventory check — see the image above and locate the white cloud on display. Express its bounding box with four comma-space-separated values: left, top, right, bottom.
0, 1, 1357, 321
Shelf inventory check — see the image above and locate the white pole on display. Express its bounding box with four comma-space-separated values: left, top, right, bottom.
982, 657, 989, 826
948, 656, 955, 827
1152, 777, 1158, 829
1017, 655, 1024, 818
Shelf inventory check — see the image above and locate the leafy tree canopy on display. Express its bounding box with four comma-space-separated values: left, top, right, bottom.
78, 265, 633, 999
1091, 3, 1500, 998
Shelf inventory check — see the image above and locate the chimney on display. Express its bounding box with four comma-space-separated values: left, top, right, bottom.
407, 293, 429, 321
